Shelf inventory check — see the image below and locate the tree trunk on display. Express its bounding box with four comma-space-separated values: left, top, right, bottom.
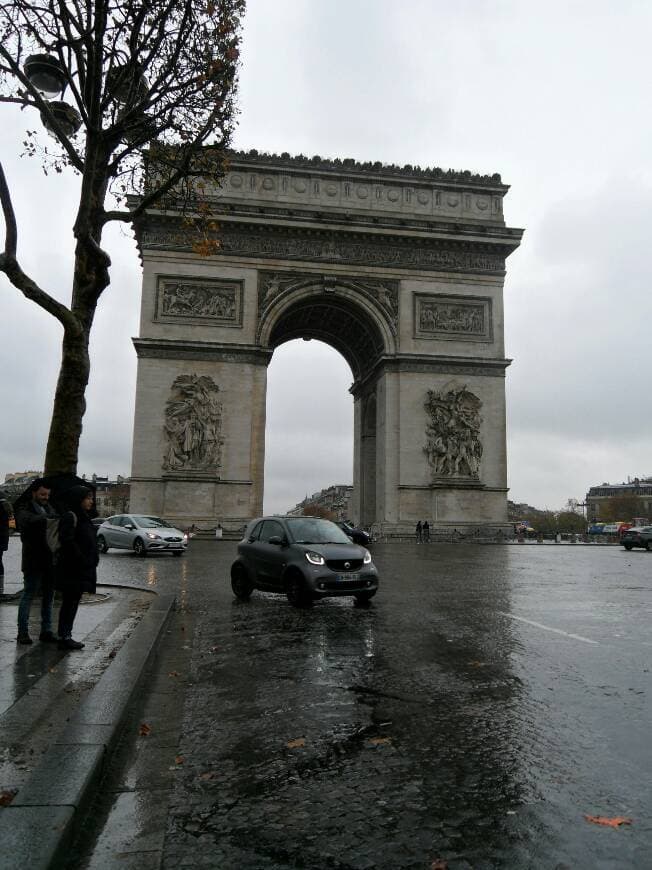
43, 325, 91, 475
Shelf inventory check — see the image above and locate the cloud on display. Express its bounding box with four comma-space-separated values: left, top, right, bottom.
3, 2, 652, 514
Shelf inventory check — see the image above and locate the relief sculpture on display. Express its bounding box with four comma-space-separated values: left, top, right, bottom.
160, 280, 237, 320
419, 301, 484, 334
162, 374, 224, 472
424, 383, 483, 480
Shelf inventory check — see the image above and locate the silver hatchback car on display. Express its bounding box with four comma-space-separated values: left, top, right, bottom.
97, 514, 188, 556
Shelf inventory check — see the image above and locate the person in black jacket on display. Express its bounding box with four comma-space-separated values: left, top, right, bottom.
56, 485, 98, 651
15, 479, 58, 645
0, 490, 12, 579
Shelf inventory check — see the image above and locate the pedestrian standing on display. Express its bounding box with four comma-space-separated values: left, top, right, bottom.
0, 490, 12, 579
15, 479, 58, 645
415, 520, 422, 543
423, 520, 430, 543
55, 485, 99, 651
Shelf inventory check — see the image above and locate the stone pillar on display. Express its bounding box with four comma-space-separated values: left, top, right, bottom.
129, 342, 270, 534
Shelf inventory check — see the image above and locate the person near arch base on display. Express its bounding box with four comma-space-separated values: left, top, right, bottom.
55, 485, 99, 651
15, 479, 58, 645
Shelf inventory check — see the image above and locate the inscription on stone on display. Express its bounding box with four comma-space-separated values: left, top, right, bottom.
424, 383, 483, 481
162, 374, 224, 473
156, 277, 242, 325
415, 294, 492, 342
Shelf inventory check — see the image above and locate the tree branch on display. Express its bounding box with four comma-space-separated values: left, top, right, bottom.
0, 160, 82, 336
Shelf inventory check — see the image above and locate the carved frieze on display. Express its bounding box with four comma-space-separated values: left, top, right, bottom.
257, 271, 399, 333
424, 383, 483, 481
140, 223, 507, 274
415, 294, 493, 342
162, 374, 225, 474
155, 277, 243, 327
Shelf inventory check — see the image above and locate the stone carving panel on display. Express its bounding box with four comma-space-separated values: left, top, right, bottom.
257, 271, 399, 334
415, 294, 492, 342
162, 374, 224, 473
424, 383, 483, 481
155, 277, 242, 326
142, 223, 507, 274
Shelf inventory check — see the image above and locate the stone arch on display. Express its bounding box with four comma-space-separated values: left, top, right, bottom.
257, 277, 397, 383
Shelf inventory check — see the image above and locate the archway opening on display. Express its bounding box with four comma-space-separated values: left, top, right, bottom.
263, 339, 354, 515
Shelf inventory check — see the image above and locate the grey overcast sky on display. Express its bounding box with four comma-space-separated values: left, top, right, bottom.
2, 0, 652, 513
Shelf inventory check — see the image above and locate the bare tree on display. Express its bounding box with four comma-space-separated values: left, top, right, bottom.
0, 0, 245, 473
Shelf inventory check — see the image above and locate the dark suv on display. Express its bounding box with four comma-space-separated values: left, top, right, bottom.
621, 526, 652, 550
231, 515, 379, 607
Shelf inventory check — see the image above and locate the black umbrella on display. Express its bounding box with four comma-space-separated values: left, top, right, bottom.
13, 473, 97, 517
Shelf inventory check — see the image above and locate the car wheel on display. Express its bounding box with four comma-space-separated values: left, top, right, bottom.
286, 573, 313, 608
624, 543, 633, 550
646, 541, 652, 551
133, 537, 147, 557
97, 535, 109, 554
231, 564, 253, 600
354, 591, 376, 606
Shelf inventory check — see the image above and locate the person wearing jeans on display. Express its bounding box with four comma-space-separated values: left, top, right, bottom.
15, 480, 58, 645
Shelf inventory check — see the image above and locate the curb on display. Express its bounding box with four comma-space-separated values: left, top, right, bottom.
0, 591, 176, 869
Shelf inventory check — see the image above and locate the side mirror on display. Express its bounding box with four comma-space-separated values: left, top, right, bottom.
125, 524, 134, 530
268, 535, 284, 546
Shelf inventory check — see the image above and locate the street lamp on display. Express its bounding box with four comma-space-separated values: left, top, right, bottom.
23, 54, 67, 97
23, 53, 82, 138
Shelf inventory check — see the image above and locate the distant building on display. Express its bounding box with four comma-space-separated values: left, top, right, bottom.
2, 471, 129, 513
83, 475, 130, 516
586, 477, 652, 521
287, 485, 353, 520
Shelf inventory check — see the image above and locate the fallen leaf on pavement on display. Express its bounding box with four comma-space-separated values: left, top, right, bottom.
168, 671, 180, 677
210, 646, 220, 652
286, 737, 306, 749
368, 736, 392, 746
584, 815, 633, 827
431, 861, 448, 870
138, 723, 152, 737
48, 667, 57, 674
199, 771, 218, 781
0, 789, 17, 806
175, 756, 184, 765
468, 661, 486, 667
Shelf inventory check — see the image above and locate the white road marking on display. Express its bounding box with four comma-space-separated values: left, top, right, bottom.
498, 612, 599, 645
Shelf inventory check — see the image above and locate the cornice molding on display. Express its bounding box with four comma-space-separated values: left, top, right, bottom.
137, 219, 514, 274
227, 149, 505, 189
132, 338, 272, 365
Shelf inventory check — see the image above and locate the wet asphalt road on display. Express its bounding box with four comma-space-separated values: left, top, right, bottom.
84, 541, 651, 869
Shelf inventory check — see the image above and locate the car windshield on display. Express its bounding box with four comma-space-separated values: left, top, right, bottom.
286, 518, 352, 545
132, 516, 169, 529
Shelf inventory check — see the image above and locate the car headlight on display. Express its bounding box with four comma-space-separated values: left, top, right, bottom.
363, 549, 372, 564
146, 532, 161, 540
183, 534, 188, 543
305, 551, 325, 566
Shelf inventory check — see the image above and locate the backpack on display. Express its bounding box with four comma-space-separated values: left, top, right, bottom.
46, 512, 77, 555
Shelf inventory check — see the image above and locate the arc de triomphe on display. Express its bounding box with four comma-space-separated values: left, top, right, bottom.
129, 151, 523, 536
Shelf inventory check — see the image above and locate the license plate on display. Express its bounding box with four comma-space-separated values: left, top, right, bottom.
336, 572, 360, 581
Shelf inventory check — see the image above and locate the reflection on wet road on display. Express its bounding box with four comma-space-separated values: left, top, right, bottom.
83, 541, 652, 868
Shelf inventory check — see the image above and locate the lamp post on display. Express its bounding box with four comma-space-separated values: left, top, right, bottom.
23, 53, 82, 137
22, 51, 153, 144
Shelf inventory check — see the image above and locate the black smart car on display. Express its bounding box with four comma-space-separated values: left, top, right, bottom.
231, 515, 379, 607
